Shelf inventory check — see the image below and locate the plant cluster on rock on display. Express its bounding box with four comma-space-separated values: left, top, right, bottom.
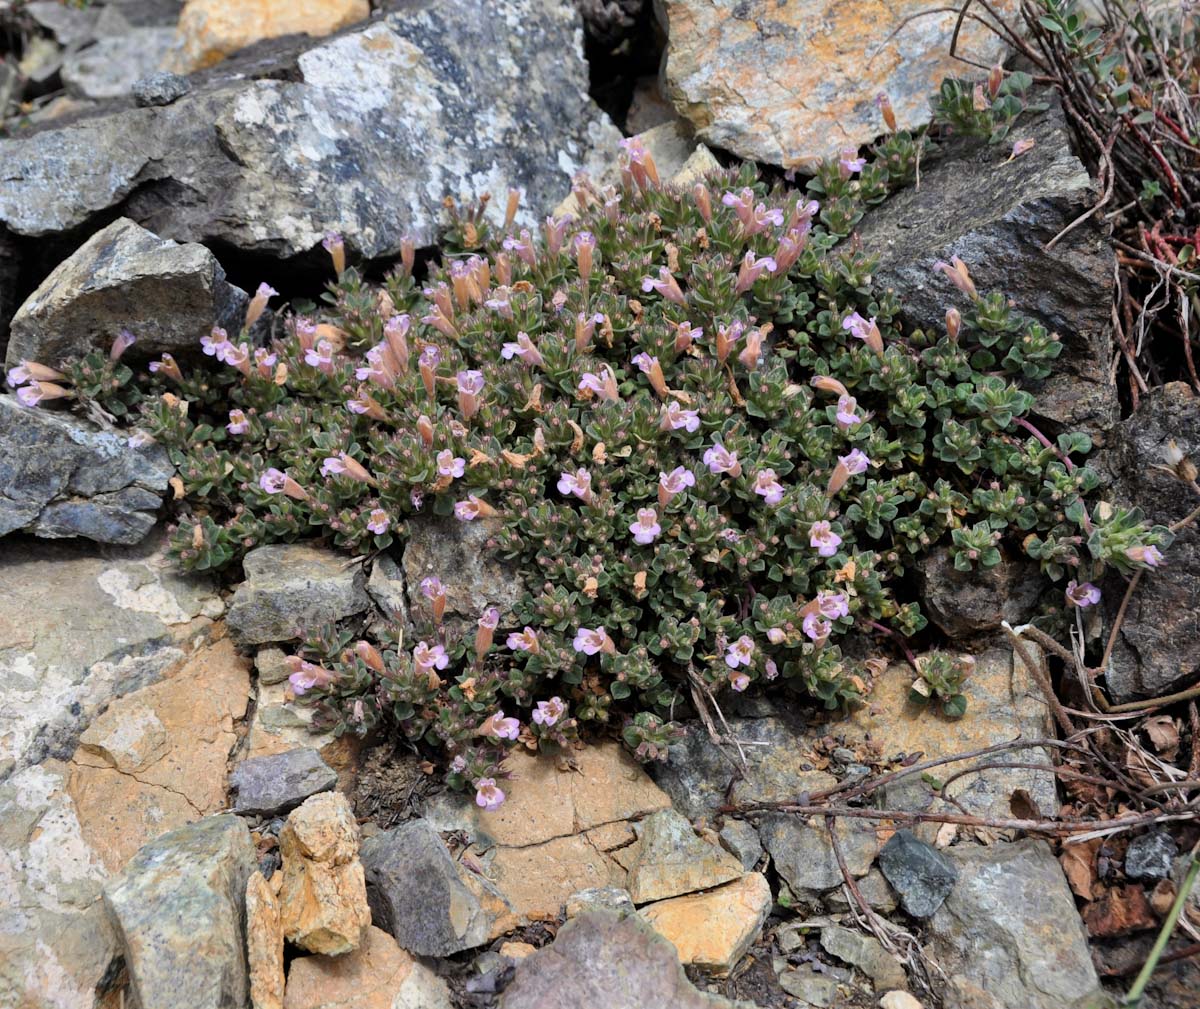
6, 93, 1173, 809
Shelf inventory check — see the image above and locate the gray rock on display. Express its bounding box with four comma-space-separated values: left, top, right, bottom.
0, 395, 171, 544
820, 925, 907, 992
6, 217, 249, 370
362, 818, 507, 956
1100, 383, 1200, 701
878, 830, 957, 919
226, 543, 369, 645
255, 647, 293, 685
565, 886, 636, 919
856, 98, 1118, 439
230, 748, 338, 817
103, 815, 257, 1009
759, 812, 878, 899
0, 0, 619, 263
404, 514, 525, 629
625, 808, 744, 904
918, 546, 1041, 641
0, 228, 21, 354
132, 70, 192, 107
822, 867, 898, 916
1125, 831, 1177, 882
367, 551, 409, 625
107, 0, 185, 26
929, 840, 1105, 1009
62, 28, 176, 100
777, 965, 838, 1006
718, 819, 763, 871
499, 911, 753, 1009
26, 1, 101, 48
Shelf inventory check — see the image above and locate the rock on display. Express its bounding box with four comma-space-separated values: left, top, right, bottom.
777, 965, 839, 1006
759, 813, 879, 900
133, 70, 192, 107
565, 886, 636, 919
0, 1, 621, 264
247, 871, 285, 1009
1125, 831, 1177, 882
103, 815, 257, 1009
718, 819, 763, 871
929, 840, 1104, 1009
918, 546, 1041, 640
0, 395, 171, 544
62, 28, 176, 99
231, 748, 338, 817
658, 0, 1011, 169
26, 0, 101, 48
227, 543, 369, 645
1101, 383, 1200, 700
66, 637, 251, 870
0, 762, 117, 1009
821, 925, 907, 991
855, 98, 1117, 437
499, 910, 753, 1008
500, 940, 538, 960
257, 647, 294, 685
109, 0, 186, 26
361, 818, 508, 956
877, 831, 957, 919
165, 0, 371, 73
625, 808, 744, 904
6, 217, 249, 370
0, 531, 222, 777
880, 994, 925, 1009
366, 552, 408, 625
626, 75, 678, 134
404, 515, 524, 629
279, 792, 371, 955
283, 925, 453, 1009
639, 872, 771, 976
823, 868, 898, 916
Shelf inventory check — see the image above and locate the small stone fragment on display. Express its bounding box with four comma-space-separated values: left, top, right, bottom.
133, 70, 191, 106
256, 647, 293, 685
639, 872, 771, 977
878, 831, 957, 919
626, 809, 744, 904
366, 552, 408, 625
565, 886, 636, 919
246, 871, 285, 1009
62, 28, 175, 99
500, 941, 537, 960
777, 965, 839, 1006
759, 813, 878, 898
1125, 831, 1177, 882
231, 748, 338, 817
278, 792, 370, 955
820, 925, 907, 992
718, 820, 763, 871
822, 868, 898, 916
879, 993, 925, 1009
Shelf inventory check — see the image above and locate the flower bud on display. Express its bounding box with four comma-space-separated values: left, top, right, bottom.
945, 306, 961, 343
400, 235, 416, 276
875, 92, 897, 132
355, 641, 385, 672
417, 414, 434, 449
987, 63, 1003, 99
504, 188, 521, 229
693, 183, 712, 223
810, 375, 848, 397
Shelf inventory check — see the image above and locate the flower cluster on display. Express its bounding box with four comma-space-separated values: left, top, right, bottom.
24, 104, 1173, 805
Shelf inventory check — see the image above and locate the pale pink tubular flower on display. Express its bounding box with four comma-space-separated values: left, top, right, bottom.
366, 508, 390, 535
502, 230, 536, 267
457, 370, 485, 421
729, 671, 750, 692
455, 495, 496, 521
423, 305, 458, 339
543, 215, 571, 257
703, 443, 742, 477
201, 326, 233, 361
437, 449, 466, 480
475, 606, 500, 660
933, 256, 979, 300
323, 232, 346, 274
836, 395, 862, 429
533, 696, 566, 727
475, 777, 506, 811
640, 266, 687, 306
658, 465, 696, 507
764, 659, 779, 681
734, 252, 778, 294
842, 312, 883, 355
802, 612, 832, 641
673, 320, 702, 353
574, 231, 597, 280
293, 317, 318, 351
817, 590, 850, 620
1065, 580, 1101, 608
767, 627, 787, 645
244, 282, 277, 331
321, 452, 374, 484
110, 329, 137, 362
632, 352, 669, 397
839, 449, 871, 475
811, 374, 849, 398
304, 340, 336, 374
660, 402, 700, 433
226, 409, 249, 435
1010, 138, 1036, 160
629, 507, 662, 545
753, 468, 784, 505
384, 314, 411, 374
725, 635, 755, 668
773, 228, 808, 273
223, 341, 251, 375
288, 659, 336, 695
574, 311, 604, 353
485, 709, 520, 740
147, 354, 183, 382
578, 367, 619, 402
558, 468, 593, 503
838, 149, 867, 177
715, 320, 744, 364
573, 626, 615, 655
7, 360, 65, 387
347, 388, 387, 420
1126, 545, 1164, 568
413, 641, 449, 674
788, 198, 820, 234
508, 627, 540, 653
16, 381, 71, 407
809, 520, 842, 557
253, 348, 278, 380
501, 332, 544, 368
259, 468, 309, 501
738, 327, 766, 370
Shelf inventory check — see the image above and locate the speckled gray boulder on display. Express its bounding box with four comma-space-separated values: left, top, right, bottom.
877, 830, 957, 918
230, 748, 338, 817
132, 70, 192, 107
0, 394, 171, 543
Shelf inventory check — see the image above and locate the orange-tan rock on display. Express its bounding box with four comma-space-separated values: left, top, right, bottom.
164, 0, 371, 73
279, 792, 371, 955
659, 0, 1015, 168
640, 872, 771, 976
247, 871, 285, 1009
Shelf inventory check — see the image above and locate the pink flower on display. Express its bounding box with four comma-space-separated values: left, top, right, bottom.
630, 507, 662, 545
259, 468, 287, 494
574, 231, 597, 279
475, 777, 506, 812
226, 409, 249, 435
413, 641, 449, 673
502, 230, 536, 267
437, 450, 466, 479
661, 402, 700, 433
632, 352, 658, 374
809, 521, 842, 558
304, 340, 336, 373
367, 509, 390, 535
288, 660, 335, 695
254, 348, 278, 378
640, 266, 687, 306
558, 468, 593, 502
110, 329, 137, 362
321, 456, 347, 477
932, 257, 978, 299
533, 696, 566, 727
838, 149, 867, 176
573, 627, 613, 656
842, 312, 873, 342
734, 252, 778, 293
6, 363, 30, 386
658, 466, 696, 507
457, 370, 485, 421
578, 367, 619, 402
752, 469, 784, 505
838, 449, 871, 475
201, 327, 232, 361
1126, 545, 1165, 568
15, 380, 69, 407
817, 590, 850, 620
323, 232, 345, 273
703, 443, 742, 477
721, 188, 784, 234
1065, 580, 1100, 608
501, 332, 544, 367
479, 607, 500, 631
764, 659, 779, 681
508, 627, 540, 653
450, 755, 467, 775
766, 627, 787, 645
836, 395, 862, 428
729, 671, 750, 692
802, 612, 832, 641
486, 710, 520, 740
454, 495, 493, 521
725, 635, 755, 669
420, 576, 444, 600
1010, 138, 1036, 159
